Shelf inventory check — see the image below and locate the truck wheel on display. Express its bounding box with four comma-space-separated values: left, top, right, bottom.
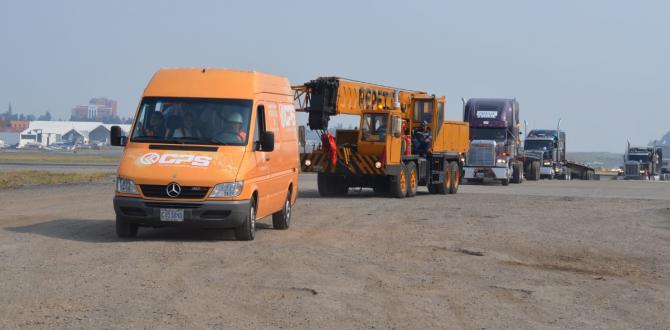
532, 161, 541, 181
116, 216, 138, 238
317, 173, 334, 197
373, 180, 389, 194
235, 199, 256, 241
406, 162, 418, 197
434, 162, 451, 195
511, 162, 523, 184
272, 191, 292, 230
334, 180, 349, 197
448, 161, 460, 194
390, 164, 407, 198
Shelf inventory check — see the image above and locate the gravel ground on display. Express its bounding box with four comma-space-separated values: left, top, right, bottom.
0, 175, 668, 329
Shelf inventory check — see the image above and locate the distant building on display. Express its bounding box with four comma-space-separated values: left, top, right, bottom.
71, 97, 118, 121
16, 121, 129, 148
0, 120, 29, 133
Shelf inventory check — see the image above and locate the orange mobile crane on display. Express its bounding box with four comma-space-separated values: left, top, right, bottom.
293, 77, 469, 198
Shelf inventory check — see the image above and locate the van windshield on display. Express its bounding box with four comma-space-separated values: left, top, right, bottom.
130, 98, 252, 146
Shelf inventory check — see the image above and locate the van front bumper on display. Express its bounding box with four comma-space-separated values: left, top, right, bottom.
113, 196, 250, 228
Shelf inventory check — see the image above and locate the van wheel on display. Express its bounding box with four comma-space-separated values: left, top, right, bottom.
272, 191, 292, 230
449, 161, 460, 194
390, 164, 407, 198
501, 179, 510, 186
235, 199, 256, 241
406, 162, 418, 197
116, 216, 138, 238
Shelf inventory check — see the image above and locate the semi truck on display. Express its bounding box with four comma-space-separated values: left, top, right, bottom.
462, 98, 532, 185
294, 77, 469, 198
523, 129, 596, 180
623, 144, 663, 180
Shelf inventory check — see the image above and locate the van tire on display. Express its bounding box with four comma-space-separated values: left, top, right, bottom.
235, 199, 256, 241
116, 217, 138, 238
406, 162, 418, 197
501, 179, 510, 186
449, 161, 460, 194
272, 191, 292, 230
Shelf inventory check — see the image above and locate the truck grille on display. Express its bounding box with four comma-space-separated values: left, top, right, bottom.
140, 185, 210, 199
467, 142, 496, 167
624, 163, 640, 176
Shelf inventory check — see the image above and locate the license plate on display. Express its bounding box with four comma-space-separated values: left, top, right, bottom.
475, 172, 485, 178
160, 209, 184, 222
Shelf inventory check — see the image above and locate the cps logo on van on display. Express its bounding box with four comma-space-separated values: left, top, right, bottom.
139, 152, 212, 167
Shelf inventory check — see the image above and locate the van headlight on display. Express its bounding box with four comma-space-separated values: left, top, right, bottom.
116, 177, 139, 195
496, 158, 507, 164
209, 181, 244, 198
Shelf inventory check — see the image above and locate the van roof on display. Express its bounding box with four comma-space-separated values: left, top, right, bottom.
144, 68, 291, 99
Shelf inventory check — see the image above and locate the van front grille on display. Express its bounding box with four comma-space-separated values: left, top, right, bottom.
140, 185, 210, 199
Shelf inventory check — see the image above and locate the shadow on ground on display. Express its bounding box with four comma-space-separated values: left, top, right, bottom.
5, 218, 275, 243
298, 188, 431, 199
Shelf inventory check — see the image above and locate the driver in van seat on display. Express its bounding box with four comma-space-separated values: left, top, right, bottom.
142, 111, 166, 137
215, 112, 247, 143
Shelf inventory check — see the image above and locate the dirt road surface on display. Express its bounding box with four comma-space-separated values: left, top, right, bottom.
1, 176, 669, 329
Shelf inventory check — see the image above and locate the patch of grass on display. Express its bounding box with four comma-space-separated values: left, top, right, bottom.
0, 171, 115, 189
0, 153, 119, 164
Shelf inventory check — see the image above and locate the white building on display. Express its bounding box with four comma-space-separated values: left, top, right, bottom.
17, 121, 120, 148
18, 121, 101, 148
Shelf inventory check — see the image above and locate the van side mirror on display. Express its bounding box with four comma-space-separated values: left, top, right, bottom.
110, 126, 127, 146
259, 131, 274, 151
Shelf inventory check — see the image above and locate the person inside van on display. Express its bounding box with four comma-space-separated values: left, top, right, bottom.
215, 112, 247, 143
142, 111, 166, 137
166, 115, 184, 138
181, 113, 200, 137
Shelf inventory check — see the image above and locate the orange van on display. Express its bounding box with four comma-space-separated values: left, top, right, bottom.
110, 68, 299, 240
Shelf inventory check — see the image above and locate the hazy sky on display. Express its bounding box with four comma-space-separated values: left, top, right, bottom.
1, 0, 668, 152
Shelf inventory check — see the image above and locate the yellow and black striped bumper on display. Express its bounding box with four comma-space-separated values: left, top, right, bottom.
300, 149, 385, 176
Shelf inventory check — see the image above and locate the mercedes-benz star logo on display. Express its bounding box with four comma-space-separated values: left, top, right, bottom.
166, 182, 181, 198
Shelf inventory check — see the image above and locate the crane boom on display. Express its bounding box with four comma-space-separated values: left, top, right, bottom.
293, 77, 428, 130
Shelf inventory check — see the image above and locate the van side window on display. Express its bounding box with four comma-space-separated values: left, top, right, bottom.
254, 105, 266, 150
